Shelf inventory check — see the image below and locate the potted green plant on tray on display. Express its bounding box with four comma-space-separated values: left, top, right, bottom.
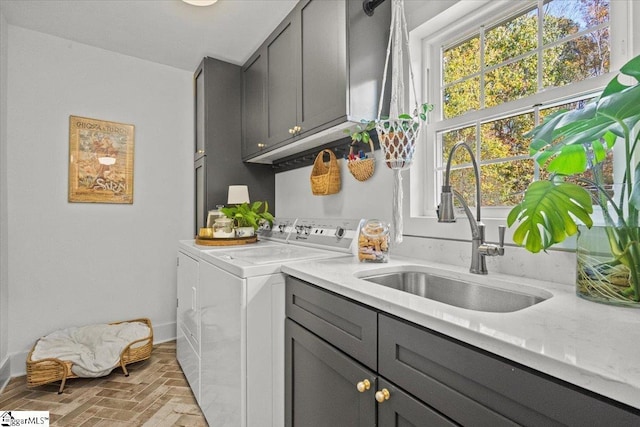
221, 201, 274, 238
507, 54, 640, 306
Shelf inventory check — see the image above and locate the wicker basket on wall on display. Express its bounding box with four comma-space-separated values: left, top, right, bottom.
310, 149, 341, 195
347, 140, 375, 182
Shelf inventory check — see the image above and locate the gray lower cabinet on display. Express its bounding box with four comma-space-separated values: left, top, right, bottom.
286, 319, 376, 427
285, 276, 640, 427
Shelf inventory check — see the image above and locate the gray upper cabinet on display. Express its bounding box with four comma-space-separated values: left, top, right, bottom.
266, 16, 298, 147
194, 57, 275, 233
241, 51, 267, 159
297, 0, 346, 134
241, 0, 390, 162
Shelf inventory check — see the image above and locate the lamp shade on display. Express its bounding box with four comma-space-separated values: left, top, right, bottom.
227, 185, 250, 204
182, 0, 218, 6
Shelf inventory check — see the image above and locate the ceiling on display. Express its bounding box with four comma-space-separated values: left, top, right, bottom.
0, 0, 298, 72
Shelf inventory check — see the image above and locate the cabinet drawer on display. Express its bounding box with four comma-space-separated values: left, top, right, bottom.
379, 314, 640, 427
286, 276, 377, 370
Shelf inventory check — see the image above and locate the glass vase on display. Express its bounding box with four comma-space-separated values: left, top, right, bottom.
576, 225, 640, 307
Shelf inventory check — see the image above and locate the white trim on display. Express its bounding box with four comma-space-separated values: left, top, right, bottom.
405, 0, 632, 247
0, 356, 9, 394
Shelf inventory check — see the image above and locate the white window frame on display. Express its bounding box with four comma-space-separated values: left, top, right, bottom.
403, 0, 632, 245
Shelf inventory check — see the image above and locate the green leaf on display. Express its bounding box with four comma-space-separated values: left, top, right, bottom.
597, 84, 640, 124
507, 181, 593, 253
398, 113, 412, 120
630, 161, 640, 211
619, 54, 640, 80
546, 144, 587, 174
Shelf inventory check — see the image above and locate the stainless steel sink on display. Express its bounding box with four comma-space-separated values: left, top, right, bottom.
360, 270, 550, 313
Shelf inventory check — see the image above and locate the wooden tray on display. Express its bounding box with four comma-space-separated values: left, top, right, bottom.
195, 235, 258, 246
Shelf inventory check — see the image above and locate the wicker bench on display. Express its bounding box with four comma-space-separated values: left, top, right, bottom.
26, 318, 153, 394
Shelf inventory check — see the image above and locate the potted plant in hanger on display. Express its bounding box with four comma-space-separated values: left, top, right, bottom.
221, 201, 274, 238
507, 54, 640, 306
375, 102, 434, 169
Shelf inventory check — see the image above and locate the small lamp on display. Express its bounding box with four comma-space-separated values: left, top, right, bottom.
227, 185, 250, 205
182, 0, 218, 6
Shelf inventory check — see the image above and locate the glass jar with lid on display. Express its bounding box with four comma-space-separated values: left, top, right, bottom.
207, 205, 226, 228
358, 219, 389, 262
213, 217, 235, 238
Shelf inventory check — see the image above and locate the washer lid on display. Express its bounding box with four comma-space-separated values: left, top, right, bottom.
213, 244, 339, 265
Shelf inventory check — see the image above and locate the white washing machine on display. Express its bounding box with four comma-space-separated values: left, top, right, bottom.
188, 218, 362, 427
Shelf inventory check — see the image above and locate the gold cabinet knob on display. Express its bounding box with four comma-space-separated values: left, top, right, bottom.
257, 143, 266, 149
294, 125, 302, 133
356, 379, 370, 393
375, 388, 390, 403
288, 128, 295, 134
196, 150, 205, 154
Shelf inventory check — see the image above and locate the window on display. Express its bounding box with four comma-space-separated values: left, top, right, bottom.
417, 0, 624, 222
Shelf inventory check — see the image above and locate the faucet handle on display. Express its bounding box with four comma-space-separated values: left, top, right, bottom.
497, 225, 506, 255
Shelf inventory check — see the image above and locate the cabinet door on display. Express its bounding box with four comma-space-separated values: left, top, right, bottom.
286, 319, 376, 427
242, 50, 267, 159
377, 379, 457, 427
297, 0, 347, 134
177, 251, 199, 352
194, 63, 205, 161
194, 156, 206, 233
266, 16, 298, 146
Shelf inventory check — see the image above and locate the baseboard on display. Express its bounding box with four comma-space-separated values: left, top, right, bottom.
10, 351, 27, 377
0, 355, 9, 394
152, 320, 176, 344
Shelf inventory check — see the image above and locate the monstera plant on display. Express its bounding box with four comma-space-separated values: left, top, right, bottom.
507, 54, 640, 305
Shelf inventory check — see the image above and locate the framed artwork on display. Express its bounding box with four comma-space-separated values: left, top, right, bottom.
68, 115, 135, 204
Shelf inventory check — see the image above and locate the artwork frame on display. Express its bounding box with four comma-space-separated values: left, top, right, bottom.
68, 115, 135, 204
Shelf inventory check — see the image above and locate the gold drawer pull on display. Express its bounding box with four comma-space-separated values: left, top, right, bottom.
375, 388, 390, 403
356, 379, 370, 393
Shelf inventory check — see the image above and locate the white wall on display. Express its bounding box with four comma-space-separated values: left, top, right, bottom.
6, 26, 193, 372
276, 150, 394, 221
275, 0, 577, 287
0, 9, 10, 387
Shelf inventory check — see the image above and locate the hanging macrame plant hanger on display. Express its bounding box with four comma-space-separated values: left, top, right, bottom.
376, 0, 423, 244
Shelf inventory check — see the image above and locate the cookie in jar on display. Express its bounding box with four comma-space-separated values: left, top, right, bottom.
358, 219, 389, 262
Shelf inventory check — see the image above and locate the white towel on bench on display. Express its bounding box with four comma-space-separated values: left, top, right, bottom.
31, 321, 151, 378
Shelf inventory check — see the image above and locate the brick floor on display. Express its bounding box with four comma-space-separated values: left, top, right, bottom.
0, 341, 207, 426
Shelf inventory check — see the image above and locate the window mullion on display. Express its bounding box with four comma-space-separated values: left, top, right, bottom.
537, 0, 543, 92
479, 25, 486, 110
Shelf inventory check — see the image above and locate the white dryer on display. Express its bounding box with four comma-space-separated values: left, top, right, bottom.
178, 218, 362, 427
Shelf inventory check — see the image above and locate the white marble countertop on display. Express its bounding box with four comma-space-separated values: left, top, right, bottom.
281, 255, 640, 410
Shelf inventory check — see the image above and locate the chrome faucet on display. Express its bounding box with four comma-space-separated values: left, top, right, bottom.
438, 141, 505, 274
